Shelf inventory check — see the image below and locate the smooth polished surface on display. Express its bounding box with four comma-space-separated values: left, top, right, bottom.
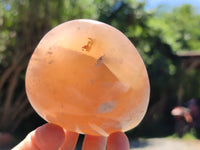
26, 19, 150, 136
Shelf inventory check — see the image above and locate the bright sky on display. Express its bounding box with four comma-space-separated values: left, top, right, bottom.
145, 0, 200, 12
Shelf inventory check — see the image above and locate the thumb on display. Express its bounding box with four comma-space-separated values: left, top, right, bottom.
12, 123, 65, 150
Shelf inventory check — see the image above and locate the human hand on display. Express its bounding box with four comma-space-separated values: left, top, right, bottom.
12, 123, 129, 150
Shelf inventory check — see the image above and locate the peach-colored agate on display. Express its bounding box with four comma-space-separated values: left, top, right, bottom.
25, 19, 150, 136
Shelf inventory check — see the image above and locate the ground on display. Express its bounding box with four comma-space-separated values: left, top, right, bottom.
130, 138, 200, 150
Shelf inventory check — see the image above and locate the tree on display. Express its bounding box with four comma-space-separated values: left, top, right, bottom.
148, 4, 200, 52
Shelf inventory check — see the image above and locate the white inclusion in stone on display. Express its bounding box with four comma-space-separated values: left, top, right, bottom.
75, 125, 84, 135
88, 122, 108, 136
97, 100, 118, 114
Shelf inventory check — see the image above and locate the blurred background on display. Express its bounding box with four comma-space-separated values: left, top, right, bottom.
0, 0, 200, 149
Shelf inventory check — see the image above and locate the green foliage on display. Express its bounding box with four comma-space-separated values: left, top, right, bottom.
148, 4, 200, 52
167, 128, 197, 140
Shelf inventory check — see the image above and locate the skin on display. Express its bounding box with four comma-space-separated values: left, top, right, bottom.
12, 123, 129, 150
